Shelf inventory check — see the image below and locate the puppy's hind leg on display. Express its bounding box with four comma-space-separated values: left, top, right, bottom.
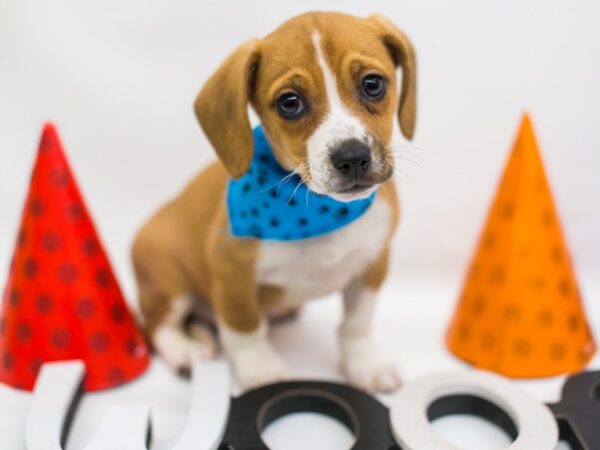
153, 295, 217, 376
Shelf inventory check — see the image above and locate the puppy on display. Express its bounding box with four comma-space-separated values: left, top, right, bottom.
132, 11, 416, 392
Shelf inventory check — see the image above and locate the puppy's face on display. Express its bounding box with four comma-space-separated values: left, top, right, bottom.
196, 12, 416, 202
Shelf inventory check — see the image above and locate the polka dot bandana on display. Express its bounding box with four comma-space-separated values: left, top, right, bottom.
228, 126, 376, 241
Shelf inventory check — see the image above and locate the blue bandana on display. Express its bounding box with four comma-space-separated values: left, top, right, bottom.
227, 126, 376, 241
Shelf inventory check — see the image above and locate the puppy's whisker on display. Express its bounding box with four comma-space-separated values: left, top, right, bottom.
286, 178, 305, 206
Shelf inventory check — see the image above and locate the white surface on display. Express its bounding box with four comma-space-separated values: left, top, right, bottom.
83, 405, 150, 450
25, 361, 85, 450
1, 1, 599, 449
390, 371, 558, 449
1, 278, 597, 449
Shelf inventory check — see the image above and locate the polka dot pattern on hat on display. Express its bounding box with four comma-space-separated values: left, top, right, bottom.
0, 123, 149, 391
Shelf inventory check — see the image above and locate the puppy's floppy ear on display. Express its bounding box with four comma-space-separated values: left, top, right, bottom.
368, 15, 417, 140
194, 39, 260, 179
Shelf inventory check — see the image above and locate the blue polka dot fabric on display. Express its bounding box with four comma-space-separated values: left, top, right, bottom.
227, 126, 376, 241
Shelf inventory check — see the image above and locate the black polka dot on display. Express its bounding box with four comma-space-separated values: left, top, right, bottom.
30, 358, 43, 376
515, 339, 531, 355
90, 332, 109, 352
558, 279, 571, 297
490, 266, 505, 284
52, 329, 70, 348
269, 217, 279, 228
481, 334, 495, 349
96, 269, 111, 288
550, 246, 563, 263
49, 169, 70, 187
17, 228, 27, 247
107, 367, 125, 382
458, 324, 470, 340
504, 304, 520, 320
288, 198, 297, 206
126, 337, 142, 356
30, 198, 44, 216
269, 189, 278, 199
500, 202, 515, 219
2, 352, 14, 371
568, 315, 580, 332
550, 343, 565, 359
250, 207, 260, 218
242, 183, 251, 193
24, 258, 38, 278
483, 233, 495, 250
240, 211, 247, 219
75, 298, 95, 318
318, 205, 330, 214
67, 203, 84, 222
40, 133, 53, 152
257, 175, 267, 186
42, 232, 61, 252
542, 209, 554, 227
538, 310, 553, 326
298, 217, 308, 227
58, 263, 79, 284
259, 155, 269, 163
9, 289, 21, 307
249, 225, 263, 238
82, 238, 99, 257
337, 206, 349, 219
111, 304, 126, 323
262, 201, 270, 209
17, 323, 32, 342
36, 294, 53, 313
471, 296, 485, 315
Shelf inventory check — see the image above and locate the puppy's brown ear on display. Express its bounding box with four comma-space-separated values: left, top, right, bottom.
369, 15, 417, 140
194, 39, 260, 179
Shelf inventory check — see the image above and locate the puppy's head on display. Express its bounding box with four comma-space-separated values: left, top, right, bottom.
195, 12, 416, 201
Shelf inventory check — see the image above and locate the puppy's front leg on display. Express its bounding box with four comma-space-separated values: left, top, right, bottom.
209, 229, 288, 389
339, 252, 402, 392
219, 318, 289, 389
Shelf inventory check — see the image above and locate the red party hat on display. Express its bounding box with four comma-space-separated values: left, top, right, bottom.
0, 123, 150, 391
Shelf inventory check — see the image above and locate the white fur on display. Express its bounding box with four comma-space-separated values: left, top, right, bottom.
219, 320, 290, 388
307, 31, 369, 197
339, 283, 402, 392
257, 195, 391, 312
153, 295, 217, 372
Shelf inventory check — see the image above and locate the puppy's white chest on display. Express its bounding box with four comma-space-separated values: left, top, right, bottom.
256, 197, 391, 303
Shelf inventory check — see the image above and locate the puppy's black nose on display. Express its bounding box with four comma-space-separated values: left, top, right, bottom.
330, 139, 371, 177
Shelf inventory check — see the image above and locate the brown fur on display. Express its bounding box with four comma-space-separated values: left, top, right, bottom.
133, 11, 414, 341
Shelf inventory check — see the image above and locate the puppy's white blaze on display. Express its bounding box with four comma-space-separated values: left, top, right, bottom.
307, 31, 367, 194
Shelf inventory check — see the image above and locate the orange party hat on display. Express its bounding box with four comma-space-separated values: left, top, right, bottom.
446, 114, 595, 378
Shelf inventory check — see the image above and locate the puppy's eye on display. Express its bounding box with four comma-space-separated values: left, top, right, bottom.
276, 92, 304, 119
360, 74, 386, 101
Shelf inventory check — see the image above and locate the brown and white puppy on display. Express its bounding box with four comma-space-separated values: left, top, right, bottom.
132, 12, 416, 392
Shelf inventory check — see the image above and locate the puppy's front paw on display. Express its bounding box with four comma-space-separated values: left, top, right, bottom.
229, 342, 290, 389
154, 325, 217, 376
341, 338, 402, 393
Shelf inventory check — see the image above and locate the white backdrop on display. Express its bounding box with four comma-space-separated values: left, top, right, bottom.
1, 1, 599, 449
1, 0, 599, 299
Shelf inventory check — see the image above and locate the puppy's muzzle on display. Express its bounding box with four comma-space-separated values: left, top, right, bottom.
330, 139, 372, 181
